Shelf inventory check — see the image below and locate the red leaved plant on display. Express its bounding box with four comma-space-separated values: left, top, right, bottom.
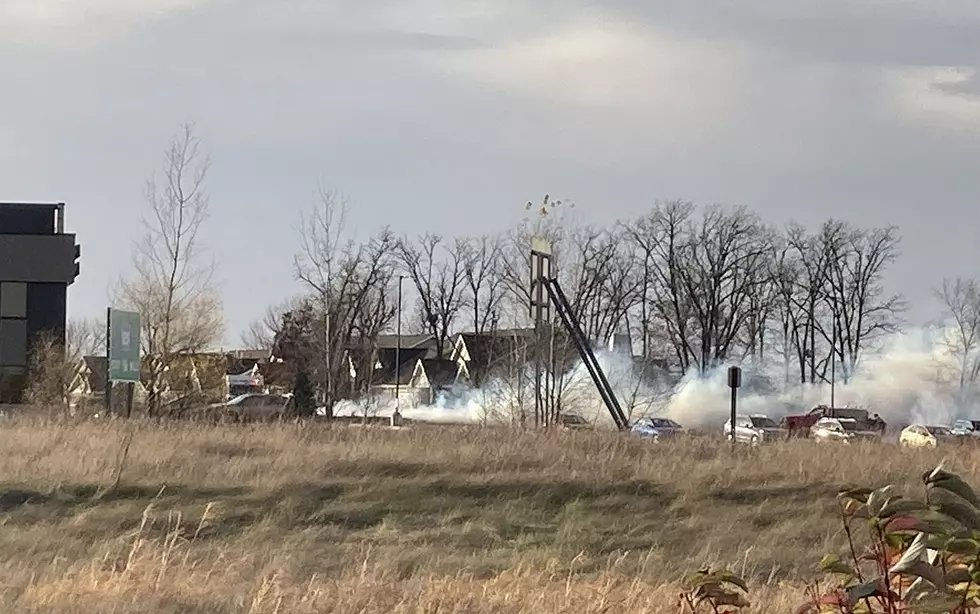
799, 463, 980, 614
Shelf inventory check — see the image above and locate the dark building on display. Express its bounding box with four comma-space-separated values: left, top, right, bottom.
0, 202, 80, 402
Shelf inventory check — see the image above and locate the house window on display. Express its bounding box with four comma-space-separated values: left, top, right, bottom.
0, 282, 26, 318
0, 282, 28, 367
0, 318, 27, 367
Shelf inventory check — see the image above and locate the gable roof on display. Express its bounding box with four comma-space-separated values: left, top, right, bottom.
371, 347, 428, 386
416, 358, 460, 389
453, 331, 532, 366
374, 334, 436, 350
82, 355, 108, 393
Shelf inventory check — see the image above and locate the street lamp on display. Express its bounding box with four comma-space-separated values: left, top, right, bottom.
830, 320, 837, 410
392, 275, 405, 427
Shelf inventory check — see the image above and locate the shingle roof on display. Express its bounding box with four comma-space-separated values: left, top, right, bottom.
419, 358, 459, 389
371, 347, 427, 386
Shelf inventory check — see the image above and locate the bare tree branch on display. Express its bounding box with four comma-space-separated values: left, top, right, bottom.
117, 122, 224, 416
936, 277, 980, 389
395, 234, 466, 358
25, 317, 104, 413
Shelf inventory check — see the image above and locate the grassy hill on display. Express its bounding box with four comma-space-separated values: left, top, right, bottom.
0, 417, 966, 612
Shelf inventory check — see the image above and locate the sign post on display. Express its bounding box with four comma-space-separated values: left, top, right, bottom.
728, 366, 742, 445
106, 308, 141, 417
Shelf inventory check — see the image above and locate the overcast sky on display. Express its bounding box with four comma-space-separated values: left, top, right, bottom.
2, 0, 979, 345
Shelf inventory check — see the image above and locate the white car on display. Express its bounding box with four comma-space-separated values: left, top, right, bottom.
899, 424, 956, 448
810, 417, 881, 443
722, 414, 785, 444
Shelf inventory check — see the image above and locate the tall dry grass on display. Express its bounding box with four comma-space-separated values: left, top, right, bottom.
0, 416, 972, 612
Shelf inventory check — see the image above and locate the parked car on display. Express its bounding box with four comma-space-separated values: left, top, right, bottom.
631, 417, 684, 441
899, 424, 956, 448
557, 413, 592, 430
810, 417, 882, 443
209, 393, 292, 423
722, 414, 785, 444
951, 419, 980, 440
782, 405, 886, 438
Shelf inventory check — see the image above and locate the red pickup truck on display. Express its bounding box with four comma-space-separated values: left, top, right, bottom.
781, 405, 886, 438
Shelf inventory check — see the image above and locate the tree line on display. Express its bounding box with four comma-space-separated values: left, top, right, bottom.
25, 124, 980, 416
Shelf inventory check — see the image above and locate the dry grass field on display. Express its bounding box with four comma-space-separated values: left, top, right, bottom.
0, 416, 973, 613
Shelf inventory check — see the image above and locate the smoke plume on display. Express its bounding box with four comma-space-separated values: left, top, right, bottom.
331, 326, 976, 432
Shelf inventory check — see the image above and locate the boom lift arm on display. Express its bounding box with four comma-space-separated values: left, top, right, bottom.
543, 277, 630, 431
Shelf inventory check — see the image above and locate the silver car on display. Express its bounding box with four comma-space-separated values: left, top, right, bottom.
210, 393, 291, 422
722, 414, 785, 444
952, 419, 980, 439
810, 417, 881, 443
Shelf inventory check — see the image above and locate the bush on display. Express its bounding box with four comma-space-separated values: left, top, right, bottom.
798, 463, 980, 613
680, 463, 980, 614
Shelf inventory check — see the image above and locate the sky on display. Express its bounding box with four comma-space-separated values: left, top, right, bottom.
2, 0, 979, 346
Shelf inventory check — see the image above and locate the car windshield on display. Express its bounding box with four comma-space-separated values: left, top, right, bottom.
650, 418, 679, 428
750, 416, 778, 428
926, 426, 952, 436
839, 421, 860, 431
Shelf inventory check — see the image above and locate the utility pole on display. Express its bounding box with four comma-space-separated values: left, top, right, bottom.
392, 275, 404, 426
323, 289, 331, 419
830, 319, 837, 410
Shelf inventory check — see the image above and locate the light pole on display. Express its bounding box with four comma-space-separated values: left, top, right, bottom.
392, 275, 404, 426
830, 320, 837, 410
324, 290, 331, 419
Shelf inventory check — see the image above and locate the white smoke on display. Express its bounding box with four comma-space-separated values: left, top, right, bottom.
329, 326, 977, 432
651, 326, 971, 431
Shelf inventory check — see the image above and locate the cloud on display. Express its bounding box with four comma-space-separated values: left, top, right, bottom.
3, 0, 980, 339
434, 18, 750, 111
0, 0, 197, 45
932, 68, 980, 98
884, 67, 980, 131
603, 0, 980, 68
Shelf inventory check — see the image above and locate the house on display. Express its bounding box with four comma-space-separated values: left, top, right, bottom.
451, 329, 534, 387
69, 349, 288, 411
342, 334, 437, 398
358, 346, 429, 405
371, 333, 437, 353
450, 328, 591, 387
408, 358, 463, 405
69, 355, 149, 413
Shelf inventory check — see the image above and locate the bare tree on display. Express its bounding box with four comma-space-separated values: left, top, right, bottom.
936, 277, 980, 389
293, 185, 352, 414
786, 222, 841, 384
563, 224, 640, 344
241, 296, 305, 350
766, 237, 804, 384
459, 234, 506, 334
290, 187, 398, 415
395, 234, 466, 358
625, 201, 696, 373
625, 202, 767, 375
117, 123, 224, 416
677, 206, 769, 373
24, 317, 104, 413
818, 221, 904, 382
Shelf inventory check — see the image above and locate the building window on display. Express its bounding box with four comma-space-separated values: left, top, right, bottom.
0, 282, 26, 318
0, 318, 27, 367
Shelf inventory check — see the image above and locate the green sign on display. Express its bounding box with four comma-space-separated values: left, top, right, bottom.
108, 308, 141, 383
